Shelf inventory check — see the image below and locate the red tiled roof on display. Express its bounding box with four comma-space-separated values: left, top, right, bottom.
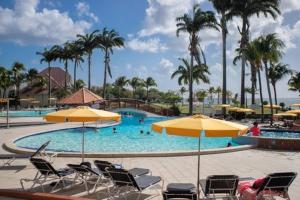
39, 67, 71, 88
58, 88, 104, 105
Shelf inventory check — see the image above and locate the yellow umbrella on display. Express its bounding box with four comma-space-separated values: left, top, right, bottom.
263, 104, 281, 109
228, 107, 240, 112
291, 104, 300, 107
274, 112, 297, 117
214, 104, 231, 109
152, 115, 248, 196
287, 110, 300, 114
44, 106, 121, 161
31, 100, 40, 104
20, 98, 34, 101
236, 108, 256, 113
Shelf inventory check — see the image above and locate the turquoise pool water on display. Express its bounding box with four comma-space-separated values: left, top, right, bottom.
15, 116, 238, 152
260, 130, 300, 138
0, 109, 55, 117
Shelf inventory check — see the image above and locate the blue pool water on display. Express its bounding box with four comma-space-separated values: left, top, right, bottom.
260, 130, 300, 139
15, 116, 238, 152
0, 109, 55, 117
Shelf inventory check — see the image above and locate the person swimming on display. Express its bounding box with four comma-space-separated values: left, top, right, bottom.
140, 130, 144, 134
113, 127, 117, 134
146, 131, 150, 135
250, 121, 261, 136
227, 142, 232, 147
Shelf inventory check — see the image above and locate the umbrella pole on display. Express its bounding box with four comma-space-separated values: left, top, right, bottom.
197, 133, 201, 199
82, 122, 85, 162
6, 99, 9, 129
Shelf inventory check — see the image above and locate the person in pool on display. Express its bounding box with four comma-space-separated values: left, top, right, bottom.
227, 142, 232, 147
140, 130, 144, 134
113, 127, 117, 134
250, 121, 261, 136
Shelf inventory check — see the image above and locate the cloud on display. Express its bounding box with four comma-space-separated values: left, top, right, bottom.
159, 58, 175, 74
0, 0, 92, 45
280, 0, 300, 14
75, 2, 99, 22
127, 37, 168, 53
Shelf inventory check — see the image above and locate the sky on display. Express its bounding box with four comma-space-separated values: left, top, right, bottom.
0, 0, 300, 98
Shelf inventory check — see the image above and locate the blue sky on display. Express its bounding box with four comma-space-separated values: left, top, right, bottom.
0, 0, 300, 98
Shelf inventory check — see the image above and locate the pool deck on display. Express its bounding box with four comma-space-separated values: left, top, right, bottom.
1, 124, 300, 199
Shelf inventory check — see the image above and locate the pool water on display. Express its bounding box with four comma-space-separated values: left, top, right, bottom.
0, 109, 55, 117
15, 116, 238, 153
260, 130, 300, 138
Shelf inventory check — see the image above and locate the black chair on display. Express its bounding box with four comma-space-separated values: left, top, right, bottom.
162, 183, 197, 200
94, 160, 150, 178
20, 158, 74, 192
67, 163, 102, 193
106, 167, 163, 199
255, 172, 297, 200
200, 175, 239, 199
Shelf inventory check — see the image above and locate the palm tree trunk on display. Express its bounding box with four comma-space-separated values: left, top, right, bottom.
47, 62, 51, 106
64, 60, 68, 89
240, 18, 248, 107
251, 64, 256, 105
273, 83, 278, 114
102, 50, 109, 99
189, 54, 193, 115
217, 93, 220, 104
88, 53, 91, 90
74, 61, 77, 90
257, 69, 264, 122
264, 61, 273, 125
221, 13, 227, 115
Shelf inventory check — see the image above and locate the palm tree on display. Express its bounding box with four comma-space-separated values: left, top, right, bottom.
179, 86, 187, 106
268, 63, 291, 105
210, 0, 233, 110
129, 77, 141, 98
114, 76, 128, 98
26, 68, 38, 87
288, 72, 300, 95
36, 47, 57, 105
171, 58, 210, 86
74, 79, 86, 91
69, 41, 84, 90
245, 87, 252, 107
0, 67, 12, 98
208, 87, 215, 104
229, 0, 280, 106
215, 86, 222, 104
97, 28, 125, 99
176, 4, 218, 115
195, 89, 207, 113
76, 30, 99, 90
143, 77, 157, 102
11, 62, 25, 103
257, 33, 285, 124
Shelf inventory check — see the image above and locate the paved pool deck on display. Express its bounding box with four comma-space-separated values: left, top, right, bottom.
0, 123, 300, 199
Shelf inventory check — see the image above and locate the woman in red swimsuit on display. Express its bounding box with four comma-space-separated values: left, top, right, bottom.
250, 122, 261, 136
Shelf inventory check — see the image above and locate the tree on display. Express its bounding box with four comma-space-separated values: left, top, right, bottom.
208, 87, 215, 104
195, 90, 207, 113
210, 0, 233, 112
176, 4, 218, 115
113, 76, 128, 98
11, 62, 25, 103
26, 68, 38, 87
97, 28, 125, 99
0, 67, 12, 98
288, 72, 300, 95
230, 0, 280, 106
268, 63, 291, 105
74, 79, 86, 91
69, 41, 84, 90
245, 87, 252, 107
179, 86, 187, 106
143, 77, 157, 102
257, 33, 285, 124
215, 86, 222, 104
76, 30, 99, 90
129, 77, 141, 98
36, 46, 57, 105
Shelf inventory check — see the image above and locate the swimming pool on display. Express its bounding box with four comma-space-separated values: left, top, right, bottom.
260, 130, 300, 138
14, 116, 239, 153
0, 109, 55, 117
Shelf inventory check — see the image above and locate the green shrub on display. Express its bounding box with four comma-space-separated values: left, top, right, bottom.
170, 105, 181, 116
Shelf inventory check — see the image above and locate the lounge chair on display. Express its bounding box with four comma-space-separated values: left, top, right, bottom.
67, 163, 102, 194
200, 175, 239, 199
31, 140, 58, 163
0, 154, 32, 166
238, 172, 297, 200
162, 183, 197, 200
106, 167, 163, 199
94, 160, 150, 178
20, 158, 74, 192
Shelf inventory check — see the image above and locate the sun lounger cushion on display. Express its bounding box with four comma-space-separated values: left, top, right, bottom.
134, 175, 161, 190
163, 183, 197, 200
128, 168, 149, 177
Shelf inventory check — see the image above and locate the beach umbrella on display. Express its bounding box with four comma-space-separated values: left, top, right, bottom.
236, 108, 256, 113
214, 104, 231, 109
151, 115, 248, 196
44, 106, 121, 161
287, 110, 300, 114
274, 112, 297, 117
291, 104, 300, 108
31, 100, 40, 104
263, 104, 281, 109
20, 98, 34, 101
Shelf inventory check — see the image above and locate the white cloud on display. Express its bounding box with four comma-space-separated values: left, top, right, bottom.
280, 0, 300, 14
159, 58, 175, 74
0, 0, 91, 45
127, 37, 168, 53
75, 2, 99, 22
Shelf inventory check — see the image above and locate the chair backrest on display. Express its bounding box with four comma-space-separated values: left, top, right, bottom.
30, 157, 58, 176
31, 141, 51, 158
204, 175, 239, 196
106, 167, 139, 190
94, 160, 114, 178
67, 164, 99, 176
257, 172, 297, 194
